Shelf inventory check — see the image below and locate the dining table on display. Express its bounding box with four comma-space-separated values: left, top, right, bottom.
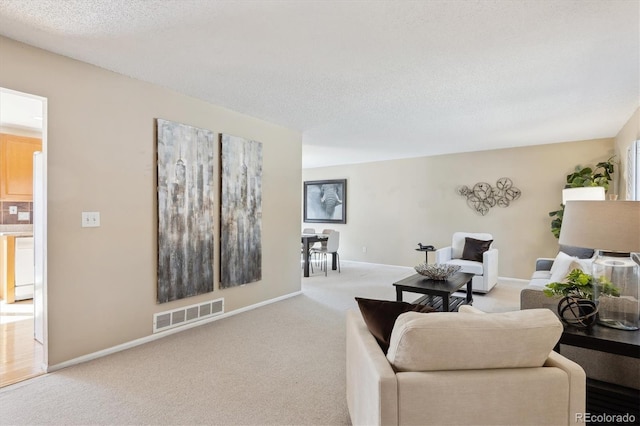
301, 233, 336, 277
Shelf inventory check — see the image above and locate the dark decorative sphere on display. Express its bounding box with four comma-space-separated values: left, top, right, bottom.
557, 296, 598, 328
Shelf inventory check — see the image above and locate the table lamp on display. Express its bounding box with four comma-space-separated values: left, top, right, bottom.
562, 187, 605, 204
559, 201, 640, 330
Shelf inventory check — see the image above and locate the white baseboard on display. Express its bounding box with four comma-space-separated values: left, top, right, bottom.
47, 290, 303, 373
340, 259, 414, 270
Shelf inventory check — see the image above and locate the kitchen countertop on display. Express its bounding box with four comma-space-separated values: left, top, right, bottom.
0, 232, 33, 237
0, 225, 33, 237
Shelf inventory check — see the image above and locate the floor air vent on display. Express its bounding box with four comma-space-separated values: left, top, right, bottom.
153, 297, 224, 333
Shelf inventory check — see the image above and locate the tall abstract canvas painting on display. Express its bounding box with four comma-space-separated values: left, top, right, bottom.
157, 119, 215, 303
220, 134, 263, 288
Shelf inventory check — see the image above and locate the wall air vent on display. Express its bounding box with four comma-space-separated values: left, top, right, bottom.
153, 297, 224, 333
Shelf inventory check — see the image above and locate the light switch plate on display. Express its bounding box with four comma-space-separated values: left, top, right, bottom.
18, 212, 30, 221
9, 206, 17, 214
81, 211, 101, 228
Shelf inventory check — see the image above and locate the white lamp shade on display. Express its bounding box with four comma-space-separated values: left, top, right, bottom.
559, 201, 640, 253
562, 187, 605, 204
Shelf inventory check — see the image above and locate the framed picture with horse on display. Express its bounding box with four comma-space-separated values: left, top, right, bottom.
303, 179, 347, 224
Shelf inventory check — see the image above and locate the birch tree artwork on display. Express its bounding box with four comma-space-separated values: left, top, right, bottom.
220, 134, 263, 288
157, 119, 215, 303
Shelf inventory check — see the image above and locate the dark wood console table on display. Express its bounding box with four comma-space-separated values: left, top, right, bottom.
559, 325, 639, 423
559, 324, 640, 359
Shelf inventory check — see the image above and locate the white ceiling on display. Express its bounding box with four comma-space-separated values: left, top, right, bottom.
0, 0, 638, 168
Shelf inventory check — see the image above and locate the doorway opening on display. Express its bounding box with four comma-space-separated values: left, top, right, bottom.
0, 87, 48, 387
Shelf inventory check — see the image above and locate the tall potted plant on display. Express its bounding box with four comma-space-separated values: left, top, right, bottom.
548, 156, 615, 238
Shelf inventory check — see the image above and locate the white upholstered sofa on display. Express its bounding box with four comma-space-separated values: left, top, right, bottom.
435, 232, 498, 293
346, 306, 586, 426
520, 246, 595, 312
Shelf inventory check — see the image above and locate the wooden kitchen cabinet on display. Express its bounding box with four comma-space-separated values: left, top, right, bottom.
0, 133, 42, 201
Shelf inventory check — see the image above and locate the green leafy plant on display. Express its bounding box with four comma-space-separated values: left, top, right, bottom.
565, 157, 615, 190
548, 205, 564, 239
548, 156, 616, 238
544, 269, 620, 300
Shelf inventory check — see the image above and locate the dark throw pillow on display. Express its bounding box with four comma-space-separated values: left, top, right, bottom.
355, 297, 436, 354
461, 237, 493, 262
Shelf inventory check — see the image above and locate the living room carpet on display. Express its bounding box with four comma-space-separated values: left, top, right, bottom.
0, 261, 523, 425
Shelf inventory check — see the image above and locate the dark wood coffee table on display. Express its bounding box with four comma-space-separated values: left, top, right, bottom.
393, 272, 475, 312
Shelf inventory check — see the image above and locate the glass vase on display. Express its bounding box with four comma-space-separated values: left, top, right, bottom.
592, 251, 640, 330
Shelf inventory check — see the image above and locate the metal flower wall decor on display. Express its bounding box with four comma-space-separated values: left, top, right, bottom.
457, 178, 521, 216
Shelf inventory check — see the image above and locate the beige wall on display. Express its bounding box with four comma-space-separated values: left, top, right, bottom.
614, 107, 640, 199
0, 37, 302, 365
303, 138, 614, 279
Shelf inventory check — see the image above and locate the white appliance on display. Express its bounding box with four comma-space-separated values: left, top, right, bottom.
14, 236, 34, 300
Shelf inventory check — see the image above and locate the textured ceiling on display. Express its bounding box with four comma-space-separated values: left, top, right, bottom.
0, 0, 638, 168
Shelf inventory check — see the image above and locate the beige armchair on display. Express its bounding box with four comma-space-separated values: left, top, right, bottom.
346, 305, 586, 426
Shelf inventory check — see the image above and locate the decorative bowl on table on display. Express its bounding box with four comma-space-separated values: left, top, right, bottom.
414, 263, 461, 280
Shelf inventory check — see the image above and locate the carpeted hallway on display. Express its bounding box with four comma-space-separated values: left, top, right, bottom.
0, 261, 523, 425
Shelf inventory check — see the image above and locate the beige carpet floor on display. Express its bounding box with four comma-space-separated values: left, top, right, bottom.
0, 261, 524, 425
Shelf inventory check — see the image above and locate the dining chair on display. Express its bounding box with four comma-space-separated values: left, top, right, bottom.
302, 228, 317, 273
319, 228, 333, 249
310, 231, 340, 276
309, 228, 334, 267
